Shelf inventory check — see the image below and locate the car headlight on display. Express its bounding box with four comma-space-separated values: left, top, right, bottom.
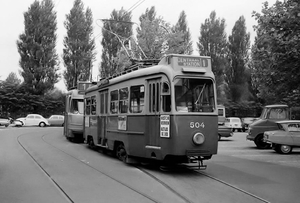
193, 133, 205, 145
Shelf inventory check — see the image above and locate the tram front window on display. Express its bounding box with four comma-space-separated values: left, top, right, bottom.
71, 99, 84, 114
175, 78, 215, 112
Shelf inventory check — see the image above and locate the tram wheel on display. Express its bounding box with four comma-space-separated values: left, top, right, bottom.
116, 143, 127, 163
88, 137, 94, 148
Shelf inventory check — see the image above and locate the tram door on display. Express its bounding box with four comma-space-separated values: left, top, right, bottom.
146, 78, 161, 148
98, 90, 108, 146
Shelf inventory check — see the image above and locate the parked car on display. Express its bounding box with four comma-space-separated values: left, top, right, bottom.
241, 117, 256, 132
224, 117, 242, 132
47, 115, 64, 126
218, 125, 233, 140
10, 119, 23, 127
16, 114, 49, 127
264, 120, 300, 154
0, 117, 10, 127
247, 104, 291, 149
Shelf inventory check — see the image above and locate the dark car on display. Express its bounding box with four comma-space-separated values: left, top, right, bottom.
218, 125, 233, 141
241, 117, 256, 132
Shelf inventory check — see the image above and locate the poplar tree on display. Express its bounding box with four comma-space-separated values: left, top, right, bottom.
197, 11, 228, 103
16, 0, 59, 95
174, 11, 193, 55
100, 8, 133, 78
137, 6, 167, 59
137, 7, 188, 59
226, 16, 250, 102
63, 0, 96, 90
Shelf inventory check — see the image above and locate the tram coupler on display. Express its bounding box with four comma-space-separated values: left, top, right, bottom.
198, 160, 207, 170
188, 157, 207, 170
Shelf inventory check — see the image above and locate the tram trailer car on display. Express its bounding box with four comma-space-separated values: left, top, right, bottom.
84, 54, 218, 168
64, 82, 92, 142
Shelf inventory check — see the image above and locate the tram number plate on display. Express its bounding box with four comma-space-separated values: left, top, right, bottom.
190, 122, 205, 129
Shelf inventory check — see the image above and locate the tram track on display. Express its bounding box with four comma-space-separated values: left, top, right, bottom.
195, 170, 270, 203
17, 129, 270, 203
17, 131, 190, 203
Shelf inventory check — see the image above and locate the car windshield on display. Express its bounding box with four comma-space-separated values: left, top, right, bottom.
260, 107, 289, 119
231, 118, 240, 122
175, 78, 215, 112
243, 118, 254, 123
286, 123, 300, 132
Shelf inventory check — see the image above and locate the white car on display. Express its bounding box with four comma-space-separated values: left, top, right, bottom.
17, 114, 50, 127
0, 117, 10, 127
224, 117, 242, 132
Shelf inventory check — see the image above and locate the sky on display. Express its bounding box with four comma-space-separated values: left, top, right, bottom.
0, 0, 278, 91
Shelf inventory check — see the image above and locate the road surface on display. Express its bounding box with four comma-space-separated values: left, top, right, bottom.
0, 127, 299, 203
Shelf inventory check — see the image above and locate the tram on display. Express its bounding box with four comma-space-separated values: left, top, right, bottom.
64, 81, 93, 142
84, 54, 218, 168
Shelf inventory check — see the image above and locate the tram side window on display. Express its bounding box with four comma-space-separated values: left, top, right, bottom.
100, 91, 108, 114
85, 98, 91, 115
130, 85, 145, 113
162, 82, 171, 112
71, 99, 84, 114
110, 90, 118, 114
119, 87, 129, 113
91, 96, 96, 115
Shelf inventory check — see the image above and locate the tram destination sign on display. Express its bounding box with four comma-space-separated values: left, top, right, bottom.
177, 57, 209, 68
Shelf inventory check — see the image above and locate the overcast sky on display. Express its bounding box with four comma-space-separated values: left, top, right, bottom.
0, 0, 278, 91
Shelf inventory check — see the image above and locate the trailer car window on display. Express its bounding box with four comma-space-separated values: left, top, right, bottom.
119, 87, 129, 113
91, 96, 96, 115
130, 85, 144, 113
110, 90, 118, 114
85, 98, 91, 115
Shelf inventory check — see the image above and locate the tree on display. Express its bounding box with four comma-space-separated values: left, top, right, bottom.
173, 11, 193, 55
197, 11, 228, 104
100, 8, 133, 78
63, 0, 96, 90
5, 72, 21, 85
226, 16, 250, 102
252, 0, 300, 105
16, 0, 59, 95
136, 7, 188, 59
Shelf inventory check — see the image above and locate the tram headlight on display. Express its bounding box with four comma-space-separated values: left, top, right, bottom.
193, 133, 205, 145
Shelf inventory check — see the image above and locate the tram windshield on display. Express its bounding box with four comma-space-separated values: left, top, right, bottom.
175, 78, 215, 112
70, 99, 84, 114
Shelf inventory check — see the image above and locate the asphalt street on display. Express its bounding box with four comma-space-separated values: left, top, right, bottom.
0, 126, 299, 203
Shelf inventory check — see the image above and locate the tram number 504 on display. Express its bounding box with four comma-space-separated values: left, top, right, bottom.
190, 122, 205, 129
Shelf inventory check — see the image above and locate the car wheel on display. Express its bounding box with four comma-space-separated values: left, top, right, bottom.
17, 120, 24, 126
278, 145, 293, 154
39, 122, 46, 127
254, 134, 271, 149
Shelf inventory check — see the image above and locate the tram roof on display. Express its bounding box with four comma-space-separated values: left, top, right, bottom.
86, 54, 213, 93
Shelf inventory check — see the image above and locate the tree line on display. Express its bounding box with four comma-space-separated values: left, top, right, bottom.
0, 0, 299, 118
